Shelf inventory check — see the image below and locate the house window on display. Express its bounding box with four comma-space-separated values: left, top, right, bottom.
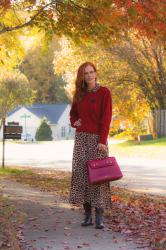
61, 126, 66, 137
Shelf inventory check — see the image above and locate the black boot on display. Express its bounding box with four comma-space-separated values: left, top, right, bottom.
81, 203, 93, 226
95, 207, 104, 229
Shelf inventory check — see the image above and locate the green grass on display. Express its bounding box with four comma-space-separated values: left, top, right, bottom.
0, 167, 71, 197
0, 167, 33, 176
109, 137, 166, 159
118, 137, 166, 147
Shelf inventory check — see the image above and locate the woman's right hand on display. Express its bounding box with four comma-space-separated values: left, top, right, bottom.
73, 118, 82, 127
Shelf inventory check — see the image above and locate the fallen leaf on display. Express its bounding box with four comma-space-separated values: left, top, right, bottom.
82, 242, 90, 246
28, 217, 38, 221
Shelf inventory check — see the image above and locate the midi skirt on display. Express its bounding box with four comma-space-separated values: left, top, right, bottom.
69, 132, 111, 209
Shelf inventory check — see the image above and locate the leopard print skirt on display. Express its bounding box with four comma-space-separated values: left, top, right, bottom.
69, 132, 111, 209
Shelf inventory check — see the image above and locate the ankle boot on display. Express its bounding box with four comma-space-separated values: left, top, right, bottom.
95, 207, 104, 229
81, 203, 93, 226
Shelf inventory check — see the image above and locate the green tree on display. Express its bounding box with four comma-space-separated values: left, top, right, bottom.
20, 38, 69, 103
0, 69, 35, 128
35, 119, 53, 141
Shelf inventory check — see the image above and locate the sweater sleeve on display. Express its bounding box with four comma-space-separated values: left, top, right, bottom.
70, 102, 79, 128
99, 88, 112, 145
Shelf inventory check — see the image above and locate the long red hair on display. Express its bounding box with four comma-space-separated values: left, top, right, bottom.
73, 62, 97, 102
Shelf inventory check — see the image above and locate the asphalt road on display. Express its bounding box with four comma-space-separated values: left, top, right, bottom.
0, 140, 166, 196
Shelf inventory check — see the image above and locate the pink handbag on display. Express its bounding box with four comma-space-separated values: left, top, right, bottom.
87, 156, 123, 185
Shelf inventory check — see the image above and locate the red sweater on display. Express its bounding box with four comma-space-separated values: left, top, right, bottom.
70, 86, 112, 145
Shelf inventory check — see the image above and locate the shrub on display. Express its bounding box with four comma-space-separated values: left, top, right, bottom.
35, 119, 53, 141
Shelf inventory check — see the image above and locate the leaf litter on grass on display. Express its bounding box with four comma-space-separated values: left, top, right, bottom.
1, 168, 166, 250
0, 194, 25, 250
108, 187, 166, 249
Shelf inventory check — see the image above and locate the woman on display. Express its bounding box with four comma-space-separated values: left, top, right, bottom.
69, 62, 112, 229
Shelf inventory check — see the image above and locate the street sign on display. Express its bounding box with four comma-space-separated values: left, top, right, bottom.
4, 134, 22, 139
20, 114, 31, 118
8, 122, 19, 126
5, 125, 23, 134
4, 125, 23, 139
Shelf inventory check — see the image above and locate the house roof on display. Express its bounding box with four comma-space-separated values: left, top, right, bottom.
8, 103, 69, 124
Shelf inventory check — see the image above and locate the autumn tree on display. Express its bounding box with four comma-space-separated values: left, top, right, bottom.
1, 0, 165, 138
109, 35, 166, 110
53, 37, 150, 139
54, 33, 166, 137
0, 10, 25, 69
0, 0, 166, 42
106, 33, 166, 137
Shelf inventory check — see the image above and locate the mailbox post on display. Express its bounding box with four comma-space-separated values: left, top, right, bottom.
2, 118, 5, 168
2, 120, 23, 168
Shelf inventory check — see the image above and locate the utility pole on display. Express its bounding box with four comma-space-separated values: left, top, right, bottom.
20, 113, 31, 140
1, 120, 22, 168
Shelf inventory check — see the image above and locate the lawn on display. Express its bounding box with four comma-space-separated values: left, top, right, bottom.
117, 136, 166, 146
109, 137, 166, 160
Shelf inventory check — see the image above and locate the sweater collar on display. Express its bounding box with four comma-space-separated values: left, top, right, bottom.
87, 83, 100, 93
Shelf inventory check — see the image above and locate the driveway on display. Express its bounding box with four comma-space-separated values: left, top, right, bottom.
0, 140, 166, 196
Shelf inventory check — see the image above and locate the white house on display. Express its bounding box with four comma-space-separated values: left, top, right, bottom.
0, 103, 75, 141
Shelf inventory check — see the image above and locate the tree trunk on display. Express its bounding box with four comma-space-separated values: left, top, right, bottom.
149, 110, 166, 137
147, 112, 157, 138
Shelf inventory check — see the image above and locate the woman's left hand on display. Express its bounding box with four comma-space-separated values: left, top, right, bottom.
97, 143, 107, 152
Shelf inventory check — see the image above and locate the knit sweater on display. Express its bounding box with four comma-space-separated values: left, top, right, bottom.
70, 86, 112, 145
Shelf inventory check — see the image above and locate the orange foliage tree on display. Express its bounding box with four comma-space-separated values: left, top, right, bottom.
0, 0, 165, 42
53, 38, 150, 139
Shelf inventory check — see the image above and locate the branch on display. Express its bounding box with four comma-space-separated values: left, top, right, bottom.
68, 0, 101, 26
0, 0, 57, 35
109, 78, 138, 85
0, 0, 97, 35
12, 6, 22, 24
68, 0, 92, 11
151, 45, 166, 85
